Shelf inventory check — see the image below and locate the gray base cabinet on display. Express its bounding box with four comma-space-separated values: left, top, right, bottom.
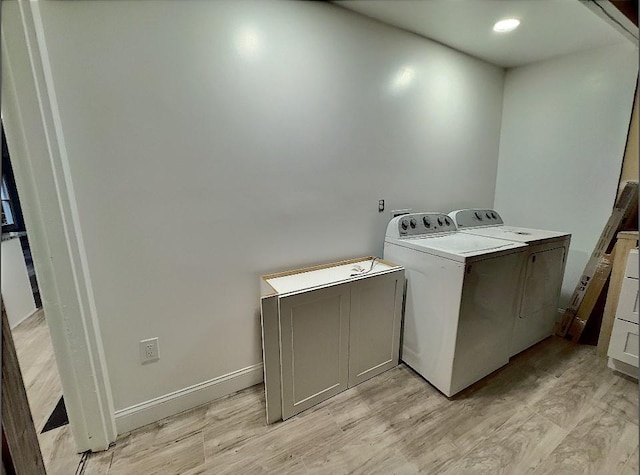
260, 257, 404, 423
279, 284, 351, 419
348, 272, 403, 387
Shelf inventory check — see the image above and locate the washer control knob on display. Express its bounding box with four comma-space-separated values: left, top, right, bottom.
437, 217, 443, 226
486, 212, 492, 219
474, 211, 483, 220
423, 217, 431, 228
410, 218, 417, 229
445, 217, 452, 226
491, 212, 497, 219
401, 219, 409, 230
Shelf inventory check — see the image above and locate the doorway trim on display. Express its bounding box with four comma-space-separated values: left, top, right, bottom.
1, 1, 116, 451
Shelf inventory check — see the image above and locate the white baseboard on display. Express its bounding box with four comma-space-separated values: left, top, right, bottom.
9, 307, 40, 330
114, 363, 264, 434
608, 357, 638, 380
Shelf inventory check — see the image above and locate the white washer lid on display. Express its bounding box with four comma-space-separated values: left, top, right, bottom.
386, 233, 526, 263
460, 225, 570, 245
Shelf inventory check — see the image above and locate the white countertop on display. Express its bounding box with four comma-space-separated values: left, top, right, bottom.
266, 258, 399, 295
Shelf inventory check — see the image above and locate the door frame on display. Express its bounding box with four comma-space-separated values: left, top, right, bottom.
1, 1, 116, 451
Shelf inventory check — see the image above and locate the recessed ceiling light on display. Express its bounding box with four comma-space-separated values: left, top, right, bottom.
493, 18, 520, 33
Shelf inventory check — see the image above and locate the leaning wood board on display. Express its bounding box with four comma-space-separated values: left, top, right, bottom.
597, 231, 639, 357
557, 181, 638, 336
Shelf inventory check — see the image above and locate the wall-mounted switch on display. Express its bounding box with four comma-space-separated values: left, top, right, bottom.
379, 199, 385, 212
140, 337, 160, 364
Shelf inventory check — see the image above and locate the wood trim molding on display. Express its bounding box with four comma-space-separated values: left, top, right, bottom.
1, 303, 46, 474
610, 0, 638, 27
583, 0, 639, 44
596, 231, 639, 357
619, 85, 639, 192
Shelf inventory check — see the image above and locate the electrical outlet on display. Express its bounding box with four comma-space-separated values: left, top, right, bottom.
140, 338, 159, 364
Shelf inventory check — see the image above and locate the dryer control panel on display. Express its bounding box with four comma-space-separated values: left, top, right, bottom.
449, 209, 503, 229
386, 212, 457, 238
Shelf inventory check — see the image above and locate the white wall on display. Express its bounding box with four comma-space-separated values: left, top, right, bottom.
1, 238, 36, 328
494, 43, 638, 307
4, 0, 505, 417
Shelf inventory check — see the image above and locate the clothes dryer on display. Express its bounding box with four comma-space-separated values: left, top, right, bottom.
448, 209, 571, 356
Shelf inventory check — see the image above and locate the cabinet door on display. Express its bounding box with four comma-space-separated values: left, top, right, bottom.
616, 277, 639, 324
279, 285, 350, 420
512, 247, 566, 355
348, 271, 403, 387
608, 319, 639, 367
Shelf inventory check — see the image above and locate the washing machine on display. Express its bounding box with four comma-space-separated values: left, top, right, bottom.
448, 209, 571, 356
383, 212, 527, 397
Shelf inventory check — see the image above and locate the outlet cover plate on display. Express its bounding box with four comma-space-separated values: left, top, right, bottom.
140, 337, 160, 364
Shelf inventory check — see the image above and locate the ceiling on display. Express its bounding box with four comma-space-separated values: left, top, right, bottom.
335, 0, 634, 68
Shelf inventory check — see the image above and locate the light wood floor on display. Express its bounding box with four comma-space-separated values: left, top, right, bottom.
80, 336, 637, 475
13, 311, 639, 474
12, 309, 84, 475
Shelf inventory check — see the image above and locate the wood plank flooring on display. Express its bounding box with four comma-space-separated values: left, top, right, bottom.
11, 309, 83, 474
12, 309, 62, 428
12, 310, 639, 474
83, 336, 637, 475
